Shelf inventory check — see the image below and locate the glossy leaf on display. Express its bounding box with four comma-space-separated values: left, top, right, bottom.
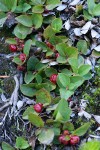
16, 137, 29, 149
32, 5, 44, 13
38, 128, 54, 145
28, 113, 44, 127
14, 24, 31, 39
57, 73, 70, 88
24, 71, 35, 84
78, 65, 91, 76
72, 122, 91, 136
16, 15, 32, 27
23, 39, 32, 56
36, 88, 51, 105
54, 99, 72, 122
46, 0, 61, 10
51, 18, 62, 32
93, 4, 100, 16
23, 106, 36, 120
31, 13, 43, 28
20, 84, 36, 97
2, 142, 14, 150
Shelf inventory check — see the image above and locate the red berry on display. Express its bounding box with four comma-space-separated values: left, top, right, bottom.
59, 135, 69, 145
70, 135, 80, 145
50, 74, 58, 84
46, 42, 54, 49
9, 44, 17, 52
19, 53, 26, 62
17, 65, 25, 71
34, 103, 43, 113
55, 53, 60, 58
63, 130, 70, 135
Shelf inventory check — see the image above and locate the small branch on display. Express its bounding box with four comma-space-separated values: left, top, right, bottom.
0, 102, 10, 111
0, 76, 10, 78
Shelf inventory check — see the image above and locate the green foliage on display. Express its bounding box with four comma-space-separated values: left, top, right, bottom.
72, 122, 91, 136
79, 140, 100, 150
1, 0, 95, 148
28, 113, 44, 127
36, 88, 51, 105
51, 18, 62, 32
2, 142, 15, 150
38, 128, 54, 145
23, 39, 32, 56
84, 0, 100, 19
54, 99, 72, 122
16, 137, 29, 149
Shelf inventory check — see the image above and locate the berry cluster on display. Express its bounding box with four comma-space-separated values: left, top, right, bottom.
9, 38, 27, 71
9, 38, 24, 52
59, 130, 80, 145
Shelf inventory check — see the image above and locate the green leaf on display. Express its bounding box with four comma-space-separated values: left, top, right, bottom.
6, 38, 17, 44
20, 84, 36, 97
78, 65, 91, 76
56, 43, 68, 57
45, 68, 57, 77
43, 25, 55, 39
15, 3, 31, 13
0, 12, 7, 27
69, 76, 84, 90
83, 72, 92, 80
57, 56, 67, 63
79, 140, 100, 150
22, 106, 36, 120
36, 41, 49, 52
66, 47, 78, 58
16, 15, 32, 27
61, 69, 72, 76
12, 56, 23, 65
16, 137, 29, 149
28, 113, 44, 127
60, 89, 74, 99
72, 122, 91, 136
32, 5, 44, 13
46, 0, 61, 10
57, 73, 70, 88
83, 10, 93, 20
2, 142, 15, 150
23, 39, 32, 56
27, 56, 39, 71
14, 24, 31, 39
38, 128, 54, 145
93, 4, 100, 16
87, 0, 96, 14
51, 18, 62, 32
54, 99, 71, 122
63, 122, 74, 131
68, 58, 78, 73
36, 88, 51, 105
31, 0, 46, 5
35, 74, 42, 83
31, 13, 43, 28
56, 43, 78, 58
0, 0, 17, 12
24, 71, 35, 84
77, 40, 88, 54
